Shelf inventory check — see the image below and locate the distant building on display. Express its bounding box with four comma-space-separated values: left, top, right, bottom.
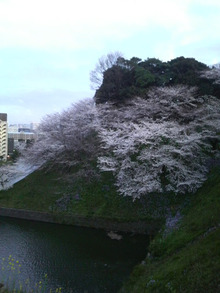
8, 132, 37, 146
30, 122, 40, 132
8, 124, 18, 133
0, 113, 8, 161
18, 123, 30, 129
7, 122, 39, 149
18, 127, 31, 133
8, 138, 14, 155
8, 123, 40, 133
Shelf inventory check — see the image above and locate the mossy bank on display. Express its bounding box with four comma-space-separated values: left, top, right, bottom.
0, 167, 170, 234
120, 167, 220, 292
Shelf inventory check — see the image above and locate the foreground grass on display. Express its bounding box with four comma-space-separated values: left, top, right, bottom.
120, 167, 220, 292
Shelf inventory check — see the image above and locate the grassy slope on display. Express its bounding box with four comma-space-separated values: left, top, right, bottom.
120, 167, 220, 292
0, 167, 168, 223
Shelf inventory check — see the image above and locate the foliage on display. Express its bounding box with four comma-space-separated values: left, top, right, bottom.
120, 167, 220, 293
97, 85, 220, 198
0, 159, 39, 191
90, 51, 123, 90
201, 67, 220, 84
0, 164, 18, 190
200, 67, 220, 98
9, 149, 20, 162
94, 64, 134, 104
21, 99, 100, 173
0, 164, 167, 223
134, 67, 155, 88
94, 55, 210, 104
167, 56, 208, 86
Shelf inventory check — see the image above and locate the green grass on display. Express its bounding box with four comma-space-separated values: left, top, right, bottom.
0, 166, 171, 224
0, 170, 66, 212
120, 167, 220, 292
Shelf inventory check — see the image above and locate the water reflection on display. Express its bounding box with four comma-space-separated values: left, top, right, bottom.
0, 216, 149, 292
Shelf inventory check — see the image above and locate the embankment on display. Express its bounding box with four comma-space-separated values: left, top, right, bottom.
0, 168, 167, 234
119, 168, 220, 292
0, 207, 161, 234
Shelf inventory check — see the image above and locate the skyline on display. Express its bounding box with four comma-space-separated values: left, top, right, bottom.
0, 0, 220, 124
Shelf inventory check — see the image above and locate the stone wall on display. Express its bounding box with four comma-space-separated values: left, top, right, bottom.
0, 207, 162, 234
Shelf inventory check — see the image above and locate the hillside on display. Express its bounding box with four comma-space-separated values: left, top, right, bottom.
120, 167, 220, 292
0, 165, 169, 228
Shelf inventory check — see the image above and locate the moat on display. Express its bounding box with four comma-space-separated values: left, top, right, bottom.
0, 216, 149, 292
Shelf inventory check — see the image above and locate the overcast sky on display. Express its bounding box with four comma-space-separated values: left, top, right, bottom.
0, 0, 220, 124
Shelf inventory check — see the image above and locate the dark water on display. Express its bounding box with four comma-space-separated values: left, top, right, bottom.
0, 216, 149, 292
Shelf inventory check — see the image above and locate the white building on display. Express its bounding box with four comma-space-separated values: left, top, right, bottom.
0, 113, 8, 161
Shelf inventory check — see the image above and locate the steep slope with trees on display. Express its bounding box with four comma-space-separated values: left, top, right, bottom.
13, 56, 220, 202
17, 88, 220, 201
1, 54, 220, 292
120, 167, 220, 292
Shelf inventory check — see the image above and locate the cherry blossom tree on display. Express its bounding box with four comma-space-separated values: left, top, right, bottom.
22, 99, 101, 173
0, 159, 37, 190
97, 85, 220, 199
20, 85, 220, 200
0, 165, 11, 189
201, 67, 220, 84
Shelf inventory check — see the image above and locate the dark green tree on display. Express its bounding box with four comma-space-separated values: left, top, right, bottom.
94, 55, 214, 104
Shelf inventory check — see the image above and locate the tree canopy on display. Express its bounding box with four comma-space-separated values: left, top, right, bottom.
93, 55, 220, 104
19, 87, 220, 199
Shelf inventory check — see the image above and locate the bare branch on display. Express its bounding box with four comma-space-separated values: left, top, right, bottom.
90, 51, 123, 90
